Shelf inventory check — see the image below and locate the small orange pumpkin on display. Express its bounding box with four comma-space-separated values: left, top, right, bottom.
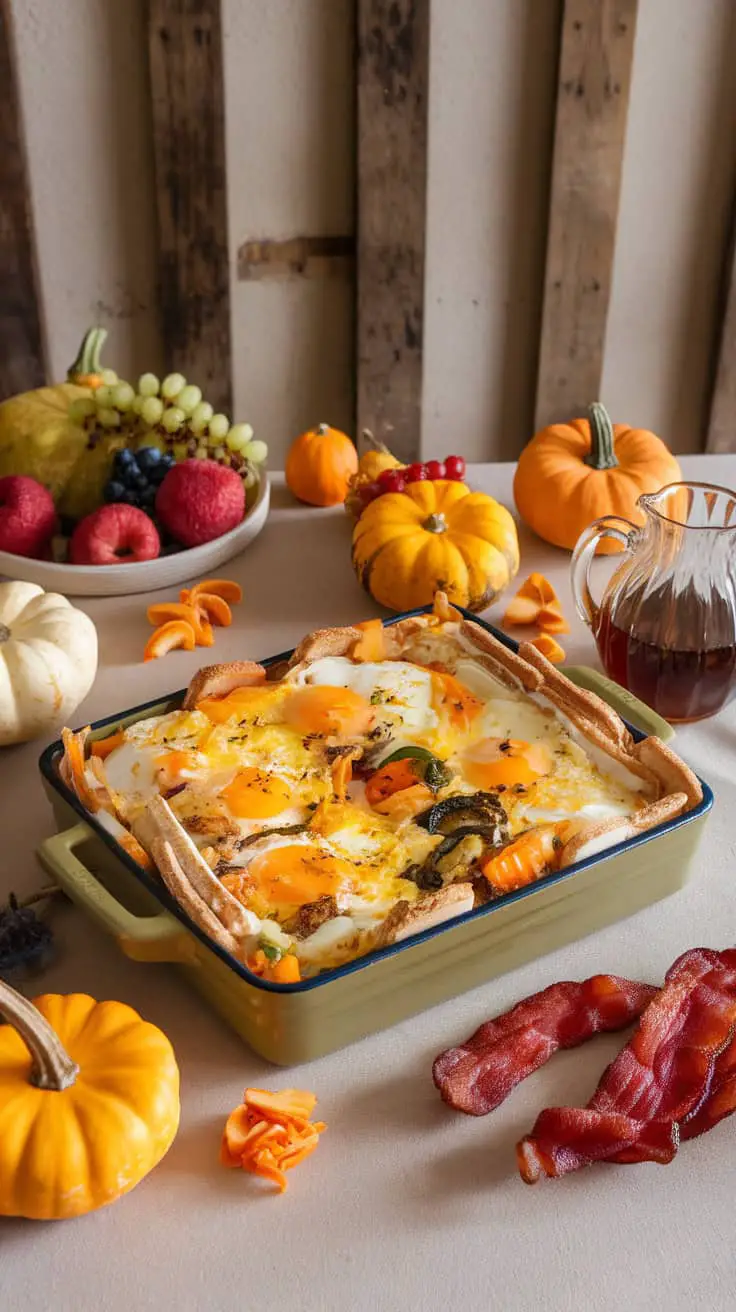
285, 422, 359, 507
513, 402, 681, 554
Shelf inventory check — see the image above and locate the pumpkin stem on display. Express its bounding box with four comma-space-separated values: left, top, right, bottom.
0, 980, 79, 1092
359, 429, 393, 457
67, 326, 107, 384
423, 513, 447, 534
584, 402, 618, 470
315, 423, 329, 435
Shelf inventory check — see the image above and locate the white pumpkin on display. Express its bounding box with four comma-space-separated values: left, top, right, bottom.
0, 581, 98, 745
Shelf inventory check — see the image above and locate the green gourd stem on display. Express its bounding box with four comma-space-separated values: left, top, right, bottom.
0, 979, 78, 1092
67, 326, 107, 382
424, 513, 447, 534
360, 429, 392, 456
583, 402, 618, 470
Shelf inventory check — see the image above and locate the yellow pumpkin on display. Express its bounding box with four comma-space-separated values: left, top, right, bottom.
513, 402, 681, 554
352, 480, 519, 612
344, 431, 403, 520
0, 981, 180, 1220
285, 422, 359, 507
0, 327, 120, 521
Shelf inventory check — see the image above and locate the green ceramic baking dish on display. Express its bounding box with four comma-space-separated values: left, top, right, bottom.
37, 607, 713, 1066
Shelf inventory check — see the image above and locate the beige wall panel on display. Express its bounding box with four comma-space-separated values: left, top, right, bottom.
602, 0, 736, 452
224, 0, 355, 452
9, 0, 162, 383
422, 0, 561, 462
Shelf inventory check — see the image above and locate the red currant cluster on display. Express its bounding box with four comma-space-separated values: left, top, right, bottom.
357, 455, 467, 509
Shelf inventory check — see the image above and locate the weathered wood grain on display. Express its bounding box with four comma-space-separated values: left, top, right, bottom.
534, 0, 638, 431
0, 0, 45, 400
706, 190, 736, 452
356, 0, 429, 462
148, 0, 232, 413
237, 235, 354, 283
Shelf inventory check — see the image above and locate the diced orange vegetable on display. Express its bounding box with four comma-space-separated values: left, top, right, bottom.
331, 751, 356, 803
220, 1087, 326, 1193
529, 634, 566, 664
146, 601, 213, 646
268, 954, 301, 984
536, 602, 570, 635
352, 618, 385, 662
502, 596, 542, 626
193, 592, 233, 627
365, 758, 420, 807
517, 572, 557, 605
371, 782, 434, 820
144, 619, 197, 661
186, 578, 243, 605
480, 822, 568, 894
90, 730, 125, 759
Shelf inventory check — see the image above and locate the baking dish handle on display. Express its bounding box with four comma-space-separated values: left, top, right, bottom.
37, 822, 198, 964
564, 665, 675, 743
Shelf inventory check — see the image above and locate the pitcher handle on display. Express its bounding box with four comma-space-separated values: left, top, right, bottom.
570, 515, 637, 629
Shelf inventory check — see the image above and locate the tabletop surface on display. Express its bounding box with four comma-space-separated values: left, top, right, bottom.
2, 454, 736, 1312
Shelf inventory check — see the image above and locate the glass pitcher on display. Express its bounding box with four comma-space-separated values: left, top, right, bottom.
570, 481, 736, 723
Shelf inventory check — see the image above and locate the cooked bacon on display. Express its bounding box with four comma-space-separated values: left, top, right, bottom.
433, 975, 658, 1116
517, 947, 736, 1183
681, 1031, 736, 1142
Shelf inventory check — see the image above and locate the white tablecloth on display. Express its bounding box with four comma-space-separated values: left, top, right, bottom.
2, 455, 736, 1312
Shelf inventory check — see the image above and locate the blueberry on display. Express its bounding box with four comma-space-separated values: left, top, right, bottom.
104, 480, 125, 503
142, 488, 157, 508
134, 473, 149, 491
137, 447, 161, 470
116, 448, 135, 468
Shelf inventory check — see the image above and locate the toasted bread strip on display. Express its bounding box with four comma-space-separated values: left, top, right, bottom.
634, 737, 702, 810
376, 883, 475, 948
149, 835, 243, 959
560, 793, 690, 867
519, 641, 633, 749
182, 660, 267, 710
460, 621, 543, 693
145, 795, 260, 940
289, 626, 362, 667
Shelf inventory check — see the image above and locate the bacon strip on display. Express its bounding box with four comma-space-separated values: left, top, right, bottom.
517, 947, 736, 1183
432, 975, 658, 1117
681, 1033, 736, 1142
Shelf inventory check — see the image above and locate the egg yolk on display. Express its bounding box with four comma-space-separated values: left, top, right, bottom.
246, 844, 351, 905
221, 768, 293, 819
155, 750, 202, 788
431, 672, 483, 728
284, 685, 374, 737
462, 738, 552, 790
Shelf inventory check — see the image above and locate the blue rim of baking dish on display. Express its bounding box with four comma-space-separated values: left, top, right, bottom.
39, 604, 714, 993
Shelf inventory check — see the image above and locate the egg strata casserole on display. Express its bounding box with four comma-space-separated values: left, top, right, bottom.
60, 595, 702, 981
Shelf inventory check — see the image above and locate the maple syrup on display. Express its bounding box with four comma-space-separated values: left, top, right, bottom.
595, 601, 736, 723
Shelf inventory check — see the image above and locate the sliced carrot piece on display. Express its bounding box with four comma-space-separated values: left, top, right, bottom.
365, 758, 420, 808
536, 602, 571, 635
331, 751, 357, 803
187, 578, 243, 605
61, 726, 99, 812
502, 595, 542, 627
193, 592, 232, 627
372, 782, 434, 820
118, 831, 154, 870
530, 634, 566, 664
245, 1088, 318, 1121
90, 730, 125, 759
267, 954, 301, 984
517, 572, 557, 605
146, 601, 213, 646
144, 619, 197, 661
352, 618, 385, 661
481, 822, 567, 894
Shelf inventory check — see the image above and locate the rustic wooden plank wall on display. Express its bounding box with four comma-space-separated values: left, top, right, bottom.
0, 0, 45, 400
356, 0, 430, 462
534, 0, 638, 432
147, 0, 232, 413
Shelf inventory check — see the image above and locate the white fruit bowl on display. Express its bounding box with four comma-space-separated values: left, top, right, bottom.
0, 473, 270, 597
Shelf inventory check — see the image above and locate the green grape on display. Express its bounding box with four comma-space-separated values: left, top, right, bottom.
189, 401, 213, 435
100, 368, 119, 386
161, 372, 186, 400
243, 439, 268, 464
132, 395, 145, 414
112, 382, 135, 411
138, 372, 160, 397
208, 413, 229, 442
243, 466, 258, 489
162, 406, 186, 434
141, 396, 164, 426
212, 446, 226, 462
95, 384, 114, 407
226, 422, 253, 452
194, 444, 208, 459
176, 384, 202, 415
69, 397, 96, 424
172, 441, 189, 461
97, 407, 121, 428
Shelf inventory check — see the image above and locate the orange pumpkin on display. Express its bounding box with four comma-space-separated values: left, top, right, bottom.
285, 423, 359, 507
513, 403, 681, 554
